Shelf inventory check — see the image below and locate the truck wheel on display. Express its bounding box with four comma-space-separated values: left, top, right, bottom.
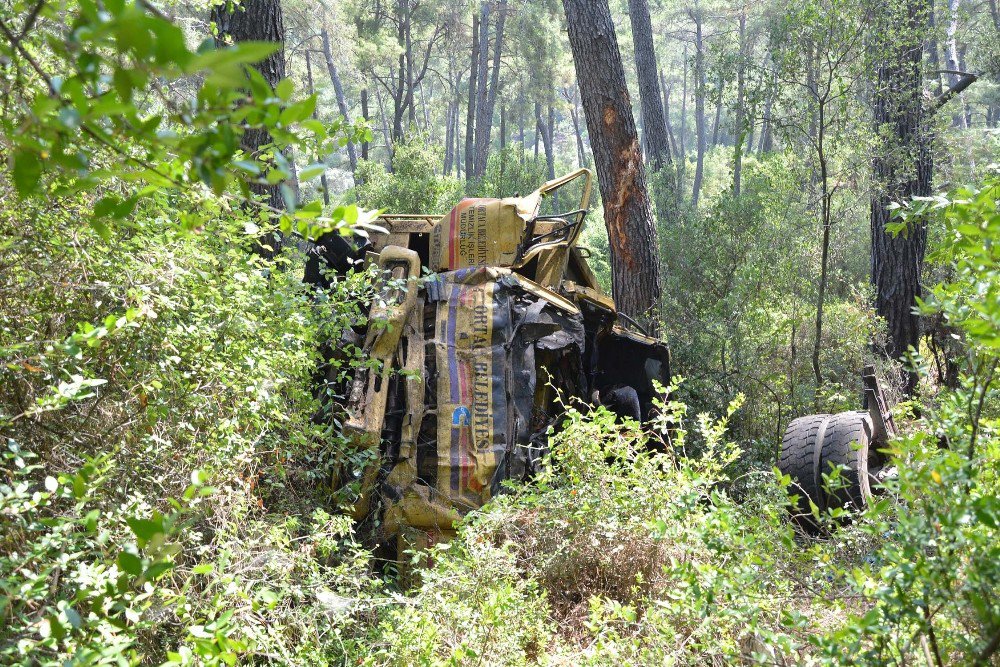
818, 411, 882, 511
778, 414, 832, 518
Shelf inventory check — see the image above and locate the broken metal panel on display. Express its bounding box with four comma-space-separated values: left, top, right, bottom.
429, 195, 540, 271
363, 266, 588, 540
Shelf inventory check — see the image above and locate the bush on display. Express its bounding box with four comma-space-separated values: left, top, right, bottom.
0, 189, 380, 665
353, 136, 463, 214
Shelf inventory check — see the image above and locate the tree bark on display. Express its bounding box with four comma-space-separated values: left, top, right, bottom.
870, 0, 932, 395
690, 9, 706, 208
536, 102, 556, 183
732, 9, 747, 197
568, 86, 588, 167
304, 50, 330, 204
660, 72, 679, 160
628, 0, 678, 226
945, 0, 969, 128
680, 43, 688, 191
563, 0, 662, 327
474, 0, 507, 178
211, 0, 290, 259
711, 73, 725, 146
465, 10, 480, 185
321, 29, 358, 181
360, 88, 370, 160
443, 99, 456, 174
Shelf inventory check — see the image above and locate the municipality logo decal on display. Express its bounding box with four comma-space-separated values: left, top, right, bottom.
452, 406, 471, 426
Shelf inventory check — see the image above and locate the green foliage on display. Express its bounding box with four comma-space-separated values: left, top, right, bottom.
353, 136, 463, 214
476, 146, 550, 199
0, 0, 370, 241
0, 188, 380, 664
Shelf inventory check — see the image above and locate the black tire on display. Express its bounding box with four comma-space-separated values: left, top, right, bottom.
778, 414, 832, 517
817, 411, 881, 511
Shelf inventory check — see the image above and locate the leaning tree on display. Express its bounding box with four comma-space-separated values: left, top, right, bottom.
562, 0, 663, 328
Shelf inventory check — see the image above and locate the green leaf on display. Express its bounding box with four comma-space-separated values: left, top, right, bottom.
299, 163, 327, 181
117, 551, 144, 576
127, 515, 164, 543
187, 41, 280, 73
12, 150, 42, 197
90, 217, 111, 241
275, 78, 293, 101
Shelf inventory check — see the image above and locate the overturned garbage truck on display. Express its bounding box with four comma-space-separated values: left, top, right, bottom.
331, 169, 896, 560
338, 169, 670, 559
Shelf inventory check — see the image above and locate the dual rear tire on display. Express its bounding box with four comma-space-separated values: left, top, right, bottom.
778, 410, 884, 524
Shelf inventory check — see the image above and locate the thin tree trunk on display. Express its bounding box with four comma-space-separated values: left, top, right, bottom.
321, 29, 358, 180
813, 100, 831, 399
733, 9, 747, 197
465, 10, 480, 185
500, 103, 507, 150
518, 84, 526, 160
563, 0, 662, 327
534, 101, 542, 159
690, 8, 706, 207
661, 73, 679, 160
628, 0, 677, 226
680, 43, 688, 176
443, 99, 455, 174
304, 50, 330, 204
373, 84, 392, 166
946, 0, 968, 128
927, 0, 945, 96
569, 88, 587, 167
453, 100, 462, 176
211, 0, 290, 259
360, 88, 370, 160
404, 0, 416, 126
474, 0, 507, 178
711, 73, 724, 146
537, 102, 556, 182
758, 72, 775, 154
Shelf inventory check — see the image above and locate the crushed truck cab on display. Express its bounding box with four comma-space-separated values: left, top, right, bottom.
341, 169, 670, 559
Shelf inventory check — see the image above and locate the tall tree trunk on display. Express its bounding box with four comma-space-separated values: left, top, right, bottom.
304, 50, 330, 204
453, 101, 462, 176
660, 72, 679, 160
373, 84, 392, 166
536, 102, 556, 182
711, 73, 724, 146
500, 103, 507, 150
465, 10, 480, 186
534, 101, 542, 159
321, 29, 358, 181
870, 0, 933, 395
569, 87, 587, 167
732, 9, 747, 197
360, 88, 370, 160
391, 0, 407, 141
680, 43, 688, 191
758, 72, 775, 153
946, 0, 969, 128
628, 0, 678, 226
474, 0, 507, 178
518, 84, 526, 159
563, 0, 662, 327
443, 99, 456, 174
211, 0, 290, 259
690, 8, 707, 207
813, 98, 831, 400
927, 0, 944, 97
